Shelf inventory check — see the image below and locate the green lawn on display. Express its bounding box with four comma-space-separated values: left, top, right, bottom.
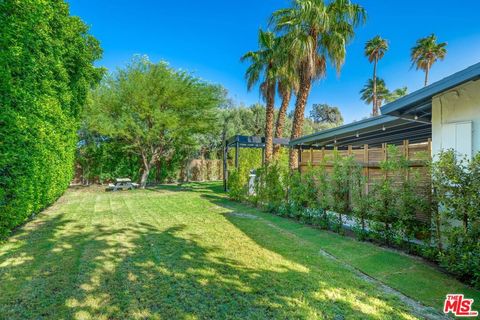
0, 182, 477, 319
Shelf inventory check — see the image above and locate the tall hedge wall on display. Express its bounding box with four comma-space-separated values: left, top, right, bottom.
0, 0, 102, 238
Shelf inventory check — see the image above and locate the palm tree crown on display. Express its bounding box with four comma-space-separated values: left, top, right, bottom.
272, 0, 367, 82
241, 29, 278, 95
271, 0, 366, 169
411, 34, 447, 86
360, 78, 389, 111
364, 35, 388, 116
365, 36, 388, 63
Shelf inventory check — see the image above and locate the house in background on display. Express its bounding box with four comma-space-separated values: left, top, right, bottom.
291, 61, 480, 162
382, 62, 480, 159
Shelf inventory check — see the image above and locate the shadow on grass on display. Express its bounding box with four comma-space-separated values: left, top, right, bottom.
146, 181, 224, 195
0, 186, 415, 319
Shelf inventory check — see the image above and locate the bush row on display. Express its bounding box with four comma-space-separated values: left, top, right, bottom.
228, 147, 480, 289
0, 0, 102, 238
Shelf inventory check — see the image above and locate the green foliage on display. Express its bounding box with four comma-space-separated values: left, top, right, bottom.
350, 166, 371, 240
431, 150, 480, 288
369, 146, 404, 244
396, 174, 429, 245
438, 227, 480, 288
83, 56, 224, 187
226, 148, 263, 201
328, 153, 358, 228
255, 163, 286, 212
227, 169, 245, 201
309, 104, 344, 127
0, 0, 102, 238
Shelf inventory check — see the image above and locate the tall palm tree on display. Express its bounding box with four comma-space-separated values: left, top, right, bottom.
241, 30, 278, 163
273, 38, 299, 157
360, 78, 389, 112
364, 36, 388, 116
271, 0, 366, 169
411, 34, 447, 86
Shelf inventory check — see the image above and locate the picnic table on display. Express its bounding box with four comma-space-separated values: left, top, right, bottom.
106, 178, 139, 191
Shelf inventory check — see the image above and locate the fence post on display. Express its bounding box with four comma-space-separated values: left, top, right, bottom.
364, 144, 369, 194
310, 147, 314, 165
383, 143, 387, 179
404, 140, 409, 182
223, 143, 228, 191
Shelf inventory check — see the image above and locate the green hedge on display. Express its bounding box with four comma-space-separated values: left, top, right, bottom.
0, 0, 102, 238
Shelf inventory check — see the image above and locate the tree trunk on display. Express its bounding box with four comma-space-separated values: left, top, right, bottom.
155, 159, 162, 183
289, 77, 312, 170
424, 65, 430, 87
273, 88, 291, 157
139, 149, 160, 189
140, 165, 150, 188
264, 82, 276, 163
372, 59, 378, 116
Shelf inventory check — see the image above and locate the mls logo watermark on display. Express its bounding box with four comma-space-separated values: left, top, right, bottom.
443, 294, 478, 317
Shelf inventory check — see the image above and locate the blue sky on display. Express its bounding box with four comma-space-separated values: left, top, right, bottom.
68, 0, 480, 123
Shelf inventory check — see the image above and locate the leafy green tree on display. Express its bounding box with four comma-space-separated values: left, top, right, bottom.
241, 30, 279, 163
310, 104, 344, 126
84, 56, 224, 188
0, 0, 102, 238
364, 36, 388, 116
271, 0, 366, 169
411, 34, 447, 86
328, 154, 357, 231
351, 165, 371, 239
369, 146, 407, 244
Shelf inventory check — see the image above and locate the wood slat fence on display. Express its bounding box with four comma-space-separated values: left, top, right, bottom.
299, 139, 432, 221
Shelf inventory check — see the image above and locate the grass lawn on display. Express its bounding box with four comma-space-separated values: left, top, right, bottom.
0, 182, 477, 319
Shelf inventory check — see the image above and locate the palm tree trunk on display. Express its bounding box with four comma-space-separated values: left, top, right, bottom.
264, 82, 276, 163
273, 88, 291, 157
424, 65, 430, 87
372, 59, 378, 116
289, 77, 312, 170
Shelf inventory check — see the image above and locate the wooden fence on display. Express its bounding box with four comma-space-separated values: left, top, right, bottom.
180, 159, 222, 182
299, 139, 432, 221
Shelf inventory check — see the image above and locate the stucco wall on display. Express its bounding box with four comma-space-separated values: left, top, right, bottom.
431, 79, 480, 156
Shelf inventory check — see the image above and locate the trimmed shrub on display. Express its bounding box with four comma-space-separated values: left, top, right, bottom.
351, 169, 371, 240
227, 169, 245, 201
0, 0, 102, 238
327, 153, 359, 230
255, 163, 286, 212
432, 150, 480, 289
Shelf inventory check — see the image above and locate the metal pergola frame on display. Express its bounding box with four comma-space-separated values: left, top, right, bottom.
223, 135, 290, 191
290, 115, 432, 151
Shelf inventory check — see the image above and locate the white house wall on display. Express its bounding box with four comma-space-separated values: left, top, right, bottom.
431, 79, 480, 157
